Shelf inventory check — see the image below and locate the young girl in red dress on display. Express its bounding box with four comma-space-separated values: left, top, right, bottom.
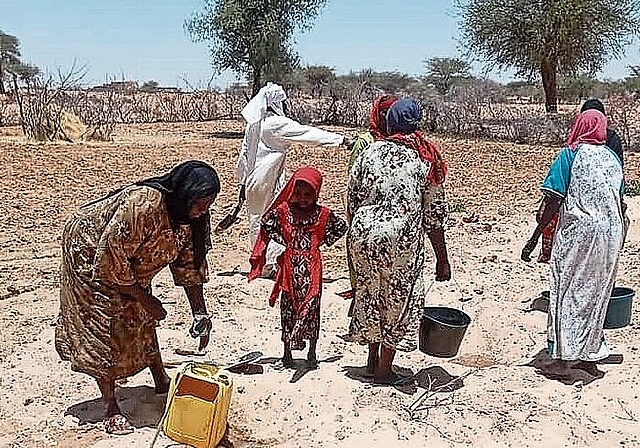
249, 167, 347, 368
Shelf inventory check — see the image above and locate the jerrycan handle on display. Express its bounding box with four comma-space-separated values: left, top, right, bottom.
190, 364, 213, 378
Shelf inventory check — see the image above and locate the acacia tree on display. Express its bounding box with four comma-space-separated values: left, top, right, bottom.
0, 31, 21, 94
424, 57, 471, 95
457, 0, 640, 112
185, 0, 327, 96
303, 65, 335, 97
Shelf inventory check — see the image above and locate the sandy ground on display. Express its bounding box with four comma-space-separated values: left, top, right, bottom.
1, 121, 640, 448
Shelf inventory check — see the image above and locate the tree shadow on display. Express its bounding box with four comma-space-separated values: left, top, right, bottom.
209, 131, 245, 139
522, 349, 605, 385
65, 385, 165, 428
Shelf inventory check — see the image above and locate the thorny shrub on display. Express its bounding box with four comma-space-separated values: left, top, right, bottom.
2, 75, 638, 149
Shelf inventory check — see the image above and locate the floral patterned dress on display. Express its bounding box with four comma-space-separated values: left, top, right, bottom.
262, 204, 347, 350
542, 144, 624, 361
55, 186, 208, 381
345, 140, 448, 352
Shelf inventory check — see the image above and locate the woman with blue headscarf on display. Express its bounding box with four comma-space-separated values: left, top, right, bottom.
344, 99, 451, 385
55, 160, 220, 434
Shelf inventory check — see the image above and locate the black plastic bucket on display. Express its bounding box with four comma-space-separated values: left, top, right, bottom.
604, 287, 635, 329
419, 307, 471, 358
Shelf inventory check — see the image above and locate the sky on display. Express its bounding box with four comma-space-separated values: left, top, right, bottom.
3, 0, 640, 89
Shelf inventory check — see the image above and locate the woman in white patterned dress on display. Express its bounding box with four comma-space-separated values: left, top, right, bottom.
344, 99, 451, 385
522, 109, 625, 378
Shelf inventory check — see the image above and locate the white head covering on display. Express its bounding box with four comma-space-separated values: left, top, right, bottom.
241, 82, 287, 124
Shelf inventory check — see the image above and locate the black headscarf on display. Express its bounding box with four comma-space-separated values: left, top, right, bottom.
580, 98, 624, 167
580, 98, 606, 115
137, 160, 220, 270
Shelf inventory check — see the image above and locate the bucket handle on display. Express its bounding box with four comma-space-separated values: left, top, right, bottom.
191, 364, 213, 378
423, 275, 465, 307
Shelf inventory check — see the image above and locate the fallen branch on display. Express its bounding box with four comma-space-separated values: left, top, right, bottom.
615, 399, 638, 422
409, 368, 479, 416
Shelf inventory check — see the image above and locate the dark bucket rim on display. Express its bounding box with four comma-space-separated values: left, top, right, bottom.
422, 306, 471, 328
542, 288, 635, 300
611, 287, 636, 299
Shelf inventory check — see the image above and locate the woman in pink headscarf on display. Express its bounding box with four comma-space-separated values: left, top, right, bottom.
522, 109, 625, 379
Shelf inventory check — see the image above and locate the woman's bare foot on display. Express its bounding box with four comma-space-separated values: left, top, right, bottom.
366, 343, 379, 377
282, 342, 294, 368
306, 353, 318, 369
149, 352, 171, 394
154, 373, 171, 394
282, 355, 294, 368
307, 339, 318, 368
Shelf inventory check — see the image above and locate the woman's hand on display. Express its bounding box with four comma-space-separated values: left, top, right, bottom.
148, 299, 168, 321
435, 259, 451, 281
183, 285, 211, 350
189, 314, 212, 351
521, 237, 538, 262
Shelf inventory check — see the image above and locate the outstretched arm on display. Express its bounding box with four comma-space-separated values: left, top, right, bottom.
268, 116, 345, 147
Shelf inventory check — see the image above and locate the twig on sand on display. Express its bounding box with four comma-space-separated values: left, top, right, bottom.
615, 399, 638, 422
425, 421, 456, 442
409, 368, 479, 416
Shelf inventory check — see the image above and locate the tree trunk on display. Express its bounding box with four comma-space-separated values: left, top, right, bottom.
251, 67, 262, 97
12, 73, 26, 136
0, 61, 6, 95
540, 59, 557, 113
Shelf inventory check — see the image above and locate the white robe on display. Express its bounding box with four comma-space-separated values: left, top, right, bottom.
237, 114, 343, 265
544, 144, 624, 361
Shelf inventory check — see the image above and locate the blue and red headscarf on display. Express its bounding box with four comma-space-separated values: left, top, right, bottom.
385, 99, 447, 185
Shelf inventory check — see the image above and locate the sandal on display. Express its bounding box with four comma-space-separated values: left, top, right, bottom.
104, 414, 134, 435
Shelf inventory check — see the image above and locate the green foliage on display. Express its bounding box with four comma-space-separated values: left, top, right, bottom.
330, 69, 415, 96
303, 65, 335, 97
449, 202, 467, 213
626, 180, 640, 197
558, 73, 597, 102
140, 80, 160, 92
424, 57, 471, 95
0, 30, 22, 94
457, 0, 640, 111
185, 0, 327, 95
10, 63, 40, 83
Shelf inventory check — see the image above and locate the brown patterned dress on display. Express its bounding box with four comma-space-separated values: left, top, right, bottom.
55, 186, 208, 381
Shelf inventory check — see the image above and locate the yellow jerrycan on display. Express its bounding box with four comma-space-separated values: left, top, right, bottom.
162, 361, 233, 448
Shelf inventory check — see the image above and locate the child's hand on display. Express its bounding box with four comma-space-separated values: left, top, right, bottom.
521, 238, 538, 262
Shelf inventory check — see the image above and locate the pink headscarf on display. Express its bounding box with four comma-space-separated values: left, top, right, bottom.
565, 109, 607, 150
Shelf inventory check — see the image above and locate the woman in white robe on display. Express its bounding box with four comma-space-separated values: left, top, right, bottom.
522, 109, 625, 378
236, 83, 347, 275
